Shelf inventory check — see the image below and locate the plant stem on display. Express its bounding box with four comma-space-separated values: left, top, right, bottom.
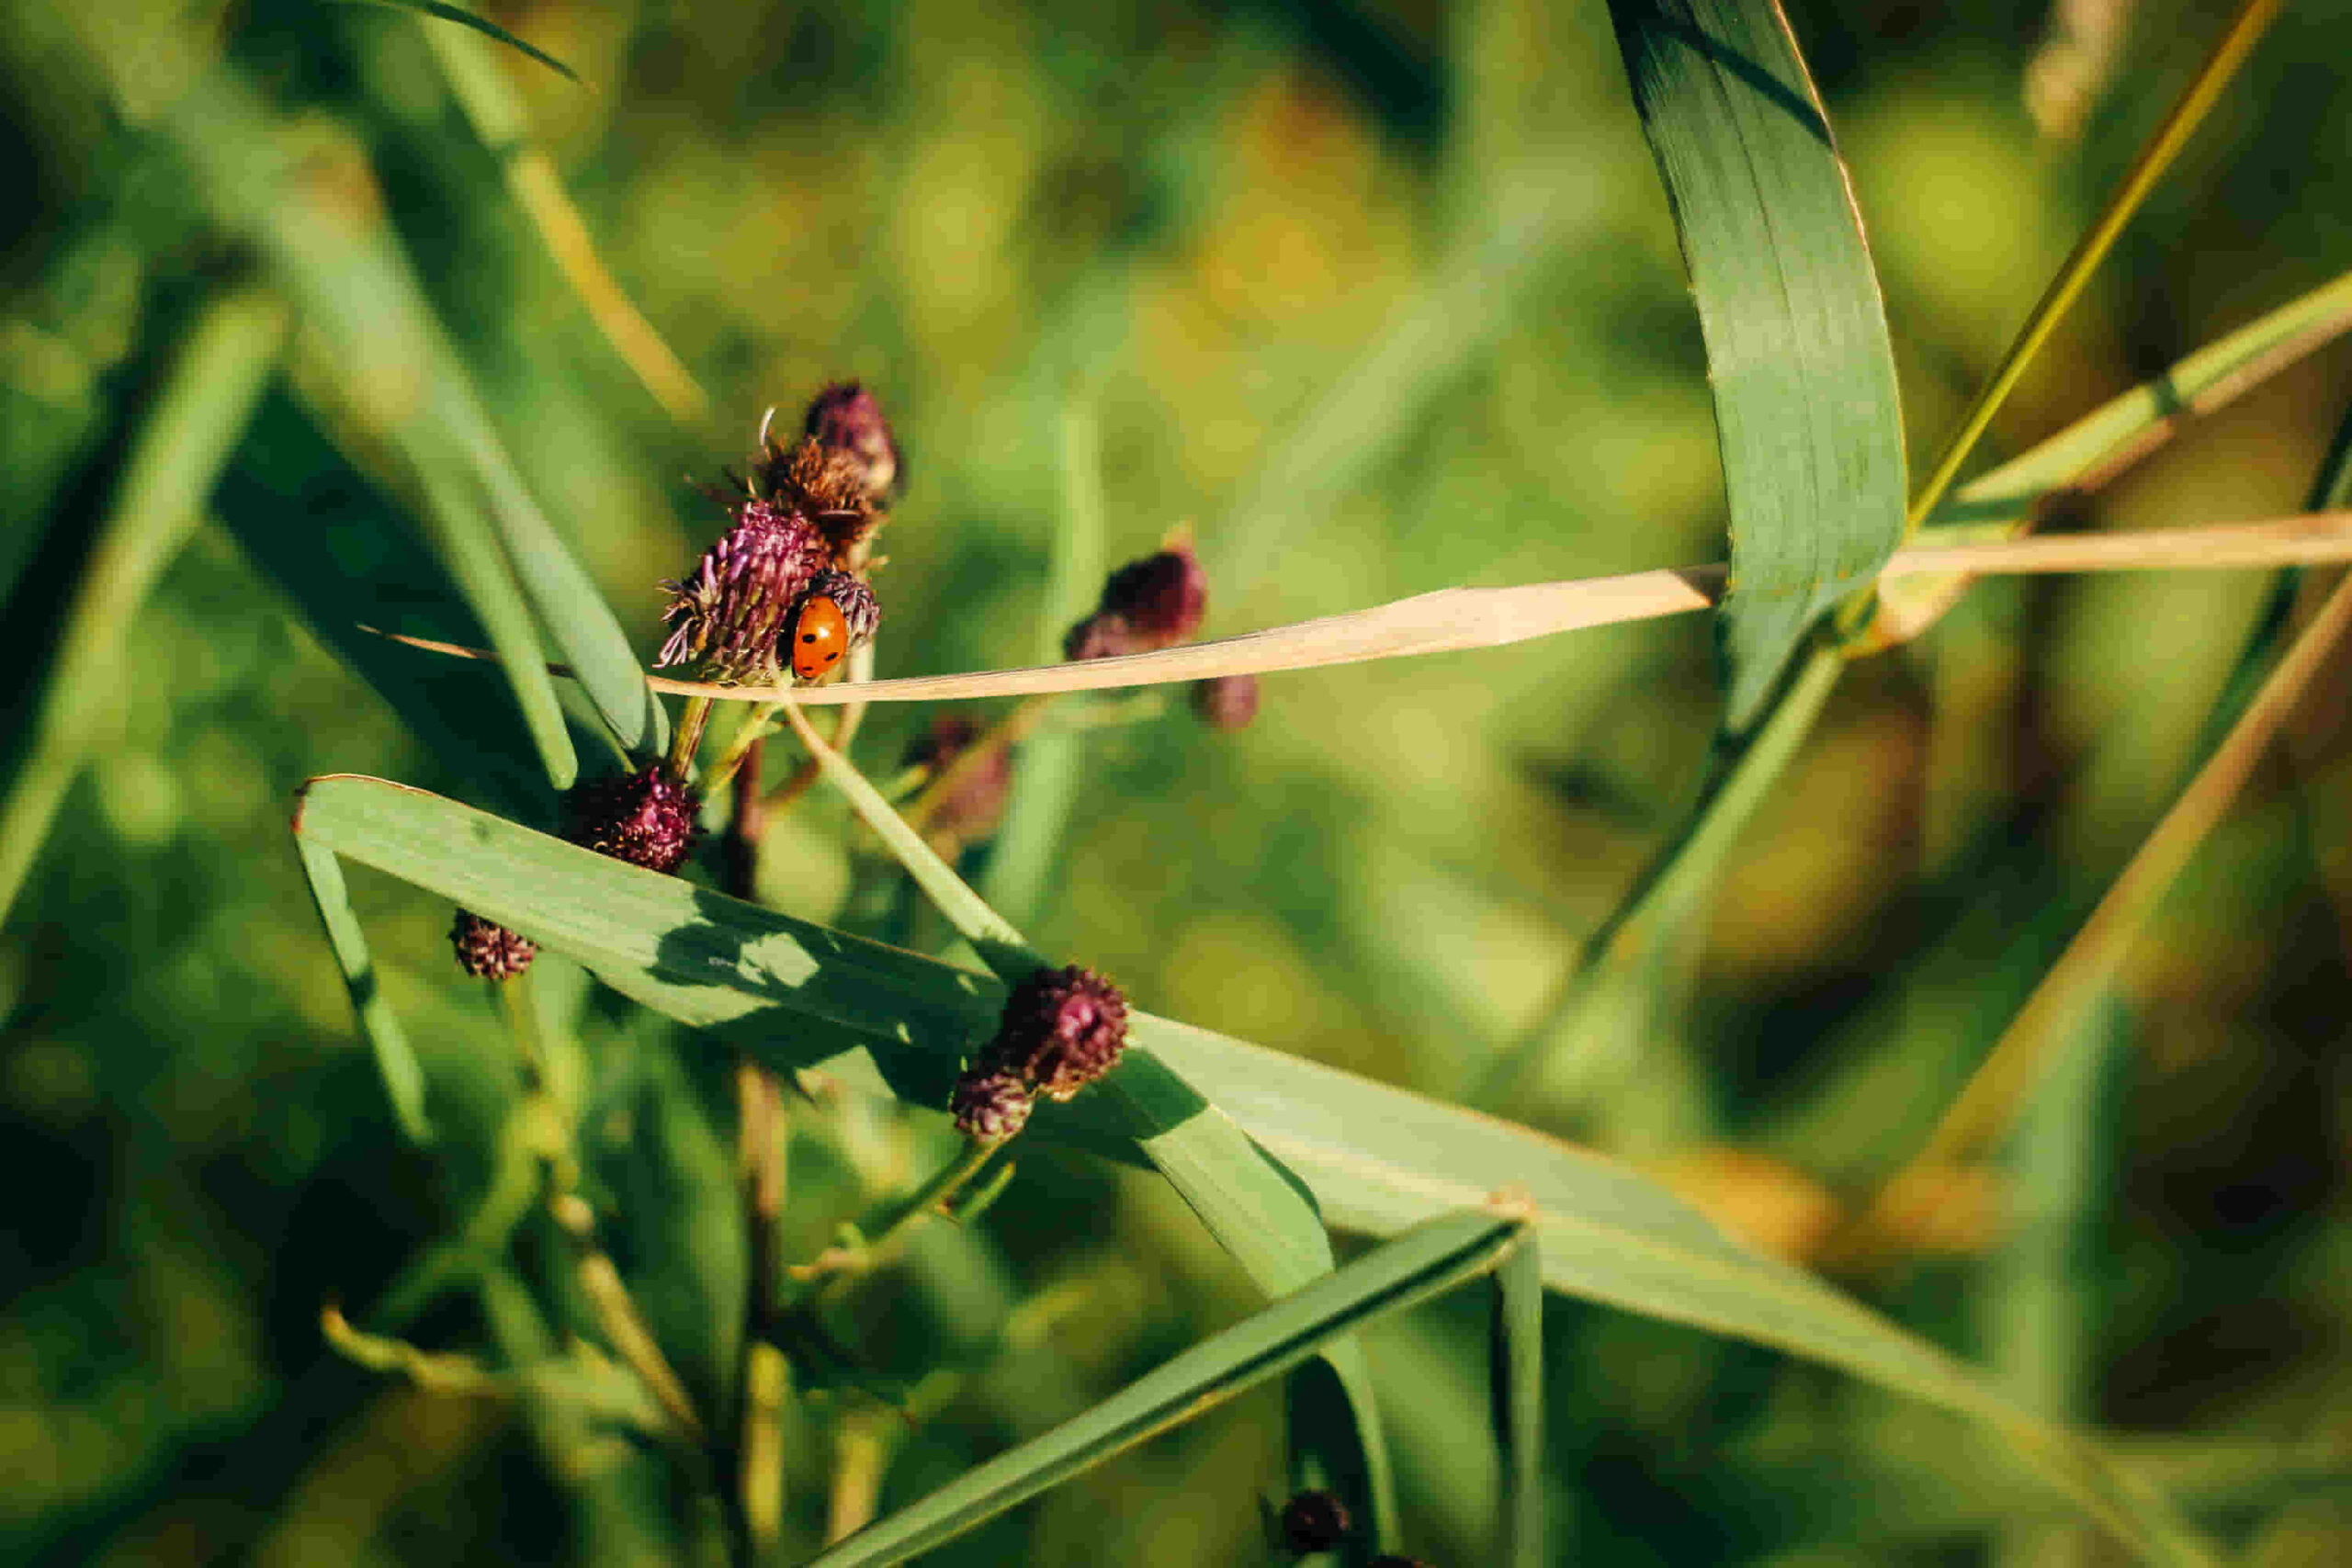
667, 693, 714, 783
803, 1139, 1004, 1313
1468, 644, 1843, 1110
1902, 0, 2283, 532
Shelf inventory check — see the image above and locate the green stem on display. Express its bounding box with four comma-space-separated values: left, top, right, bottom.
804, 1139, 1004, 1314
667, 693, 714, 783
1468, 644, 1843, 1110
1903, 0, 2282, 531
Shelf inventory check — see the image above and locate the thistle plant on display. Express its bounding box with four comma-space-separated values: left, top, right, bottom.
15, 3, 2352, 1568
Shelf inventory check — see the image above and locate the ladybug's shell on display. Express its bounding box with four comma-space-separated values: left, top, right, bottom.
789, 594, 850, 680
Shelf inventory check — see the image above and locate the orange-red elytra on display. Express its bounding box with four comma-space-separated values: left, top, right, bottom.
789, 594, 849, 679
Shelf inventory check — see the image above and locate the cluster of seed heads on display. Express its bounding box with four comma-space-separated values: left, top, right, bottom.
950, 965, 1132, 1141
455, 382, 901, 981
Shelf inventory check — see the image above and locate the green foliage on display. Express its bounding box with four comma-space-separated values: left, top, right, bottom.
8, 1, 2352, 1565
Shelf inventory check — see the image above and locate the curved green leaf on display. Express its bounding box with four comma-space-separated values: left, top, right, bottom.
330, 0, 582, 83
1608, 0, 1905, 732
291, 775, 2216, 1566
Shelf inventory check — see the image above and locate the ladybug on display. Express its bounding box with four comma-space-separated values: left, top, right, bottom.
788, 593, 849, 680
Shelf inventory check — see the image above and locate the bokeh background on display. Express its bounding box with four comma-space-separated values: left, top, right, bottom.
6, 0, 2352, 1562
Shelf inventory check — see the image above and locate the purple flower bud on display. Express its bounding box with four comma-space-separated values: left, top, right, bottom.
1190, 673, 1259, 730
451, 909, 537, 981
1098, 545, 1206, 648
989, 965, 1130, 1103
1277, 1492, 1351, 1553
657, 498, 833, 683
803, 381, 902, 505
1062, 611, 1144, 662
802, 569, 880, 649
949, 1067, 1033, 1143
563, 764, 703, 874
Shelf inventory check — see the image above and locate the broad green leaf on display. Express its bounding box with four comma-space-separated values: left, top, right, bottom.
329, 0, 582, 82
292, 775, 2216, 1566
1607, 0, 1905, 732
0, 287, 285, 926
805, 1213, 1522, 1567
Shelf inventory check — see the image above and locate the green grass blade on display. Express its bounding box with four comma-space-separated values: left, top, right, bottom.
978, 393, 1107, 928
0, 286, 285, 927
1606, 0, 1905, 733
329, 0, 582, 83
292, 832, 433, 1145
803, 1213, 1522, 1567
290, 774, 2220, 1565
1489, 1226, 1544, 1568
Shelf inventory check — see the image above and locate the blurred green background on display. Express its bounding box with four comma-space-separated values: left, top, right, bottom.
6, 0, 2352, 1562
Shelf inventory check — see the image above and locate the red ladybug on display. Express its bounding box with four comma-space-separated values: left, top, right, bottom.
788, 593, 849, 680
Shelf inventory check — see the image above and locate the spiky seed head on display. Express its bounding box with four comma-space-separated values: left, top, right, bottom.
1098, 545, 1206, 647
989, 964, 1131, 1102
563, 765, 703, 874
1190, 673, 1259, 730
451, 909, 537, 980
754, 433, 877, 561
803, 381, 902, 505
1276, 1492, 1352, 1553
657, 498, 833, 682
949, 1067, 1034, 1143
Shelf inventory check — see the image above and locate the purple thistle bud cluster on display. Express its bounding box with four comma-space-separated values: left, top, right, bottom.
949, 1068, 1034, 1144
947, 965, 1132, 1140
657, 385, 899, 686
562, 763, 703, 874
657, 497, 835, 683
451, 909, 537, 981
1062, 541, 1259, 731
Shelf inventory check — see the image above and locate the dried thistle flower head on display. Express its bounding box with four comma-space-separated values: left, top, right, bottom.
450, 909, 536, 980
949, 1066, 1034, 1143
563, 764, 703, 874
803, 380, 901, 505
657, 497, 832, 683
989, 964, 1131, 1102
755, 433, 876, 560
1190, 673, 1259, 730
1276, 1491, 1351, 1553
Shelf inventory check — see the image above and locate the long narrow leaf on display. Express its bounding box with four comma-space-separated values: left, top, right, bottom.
775, 698, 1399, 1541
291, 774, 2217, 1565
331, 0, 581, 82
1489, 1225, 1544, 1568
1606, 0, 1905, 732
806, 1213, 1522, 1567
0, 287, 285, 925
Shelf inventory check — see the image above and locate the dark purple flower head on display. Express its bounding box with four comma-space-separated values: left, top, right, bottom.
803, 569, 880, 649
657, 497, 832, 683
989, 964, 1130, 1103
564, 765, 703, 874
451, 909, 536, 981
949, 1067, 1034, 1144
1277, 1492, 1352, 1553
1190, 673, 1260, 730
803, 381, 902, 505
1099, 545, 1206, 647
